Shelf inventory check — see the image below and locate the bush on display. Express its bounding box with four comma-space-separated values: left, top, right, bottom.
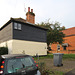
38, 62, 45, 74
38, 62, 55, 75
0, 47, 8, 55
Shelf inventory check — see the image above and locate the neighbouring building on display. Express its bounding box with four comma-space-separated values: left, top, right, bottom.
0, 7, 47, 56
50, 27, 75, 54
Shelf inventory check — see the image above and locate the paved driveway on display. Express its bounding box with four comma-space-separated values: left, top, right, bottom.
37, 58, 75, 74
65, 68, 75, 75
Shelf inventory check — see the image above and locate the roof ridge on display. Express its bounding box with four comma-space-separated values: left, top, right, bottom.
66, 27, 75, 30
11, 17, 26, 21
62, 27, 75, 36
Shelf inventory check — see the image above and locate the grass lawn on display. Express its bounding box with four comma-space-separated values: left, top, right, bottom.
34, 54, 75, 75
63, 54, 75, 59
34, 54, 75, 59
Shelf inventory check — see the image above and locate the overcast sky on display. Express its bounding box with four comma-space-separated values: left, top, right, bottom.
0, 0, 75, 28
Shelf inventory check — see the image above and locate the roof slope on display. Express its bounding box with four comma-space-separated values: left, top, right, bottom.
11, 18, 27, 23
62, 27, 75, 36
0, 17, 47, 31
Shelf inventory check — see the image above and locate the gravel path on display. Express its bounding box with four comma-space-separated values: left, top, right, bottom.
38, 59, 75, 73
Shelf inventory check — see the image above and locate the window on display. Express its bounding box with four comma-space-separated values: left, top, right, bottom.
14, 23, 17, 29
18, 24, 21, 30
14, 23, 21, 30
63, 46, 67, 50
57, 44, 60, 51
7, 57, 35, 73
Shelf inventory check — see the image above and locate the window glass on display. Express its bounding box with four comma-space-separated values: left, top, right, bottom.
14, 23, 17, 29
57, 44, 60, 50
18, 24, 21, 30
7, 57, 35, 73
63, 46, 67, 50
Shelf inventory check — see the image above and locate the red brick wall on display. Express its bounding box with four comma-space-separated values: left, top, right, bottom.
26, 7, 35, 24
49, 27, 75, 54
26, 13, 35, 24
62, 27, 75, 36
63, 36, 75, 51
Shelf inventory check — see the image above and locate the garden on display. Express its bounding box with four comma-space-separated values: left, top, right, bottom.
34, 54, 75, 75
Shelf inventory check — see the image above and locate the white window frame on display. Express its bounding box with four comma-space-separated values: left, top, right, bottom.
18, 23, 21, 30
57, 44, 60, 51
14, 23, 17, 29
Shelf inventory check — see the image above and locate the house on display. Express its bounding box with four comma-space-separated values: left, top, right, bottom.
50, 27, 75, 54
0, 7, 47, 56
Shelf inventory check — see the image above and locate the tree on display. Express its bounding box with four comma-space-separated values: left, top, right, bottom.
37, 19, 65, 46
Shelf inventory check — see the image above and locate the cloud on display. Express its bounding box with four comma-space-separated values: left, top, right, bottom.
0, 0, 75, 28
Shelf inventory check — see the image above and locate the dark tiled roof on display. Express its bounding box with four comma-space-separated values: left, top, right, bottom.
12, 18, 48, 30
11, 17, 27, 23
0, 17, 47, 31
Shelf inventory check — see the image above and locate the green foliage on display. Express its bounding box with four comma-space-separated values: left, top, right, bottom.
34, 54, 75, 60
34, 54, 53, 59
38, 62, 46, 74
37, 19, 65, 45
38, 62, 64, 75
0, 47, 8, 55
63, 54, 75, 59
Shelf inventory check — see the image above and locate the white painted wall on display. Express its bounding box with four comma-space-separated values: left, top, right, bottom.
0, 39, 47, 56
12, 39, 47, 56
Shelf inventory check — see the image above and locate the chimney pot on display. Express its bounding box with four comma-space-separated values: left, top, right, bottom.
28, 7, 30, 12
31, 9, 33, 13
26, 7, 35, 24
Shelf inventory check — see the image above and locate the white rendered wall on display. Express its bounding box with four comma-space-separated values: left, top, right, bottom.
0, 39, 47, 56
12, 39, 47, 56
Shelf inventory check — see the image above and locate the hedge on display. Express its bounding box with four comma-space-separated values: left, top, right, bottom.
0, 47, 8, 55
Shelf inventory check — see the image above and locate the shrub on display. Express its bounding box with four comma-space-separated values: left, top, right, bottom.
38, 62, 55, 75
0, 47, 8, 55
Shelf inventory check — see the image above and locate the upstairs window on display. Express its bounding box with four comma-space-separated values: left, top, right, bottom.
14, 23, 17, 29
18, 24, 21, 30
14, 22, 21, 30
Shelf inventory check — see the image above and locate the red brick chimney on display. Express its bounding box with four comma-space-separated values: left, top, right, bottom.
31, 9, 33, 13
26, 7, 35, 24
28, 7, 30, 12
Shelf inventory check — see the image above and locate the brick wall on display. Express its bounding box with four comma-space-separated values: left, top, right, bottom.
50, 27, 75, 54
26, 7, 35, 24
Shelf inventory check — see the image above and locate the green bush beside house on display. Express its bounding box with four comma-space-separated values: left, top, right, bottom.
0, 47, 8, 55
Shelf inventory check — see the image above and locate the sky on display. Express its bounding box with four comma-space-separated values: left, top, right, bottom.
0, 0, 75, 28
